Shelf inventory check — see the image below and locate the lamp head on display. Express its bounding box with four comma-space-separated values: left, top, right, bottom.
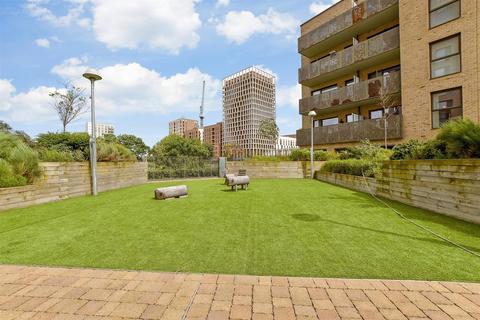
308, 110, 317, 117
83, 69, 102, 81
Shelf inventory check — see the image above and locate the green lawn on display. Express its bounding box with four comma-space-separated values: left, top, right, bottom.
0, 179, 479, 281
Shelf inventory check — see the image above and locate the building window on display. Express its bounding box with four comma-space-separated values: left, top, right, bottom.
311, 84, 338, 96
430, 0, 460, 28
369, 109, 384, 120
431, 87, 463, 128
430, 34, 461, 78
320, 117, 339, 127
347, 113, 360, 123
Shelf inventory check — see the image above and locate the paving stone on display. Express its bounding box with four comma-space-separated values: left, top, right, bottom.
207, 310, 229, 320
253, 302, 272, 314
230, 304, 251, 319
0, 265, 478, 320
109, 302, 147, 318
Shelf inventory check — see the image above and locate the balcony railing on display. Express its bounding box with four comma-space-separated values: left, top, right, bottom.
299, 27, 400, 85
298, 0, 399, 58
299, 70, 401, 115
296, 114, 402, 146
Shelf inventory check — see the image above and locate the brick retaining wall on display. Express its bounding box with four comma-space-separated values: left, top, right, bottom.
316, 160, 480, 224
0, 162, 148, 211
227, 161, 324, 179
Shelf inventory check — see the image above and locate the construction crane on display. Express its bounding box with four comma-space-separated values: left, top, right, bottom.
199, 80, 205, 143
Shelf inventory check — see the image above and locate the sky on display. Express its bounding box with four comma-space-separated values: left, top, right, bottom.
0, 0, 338, 146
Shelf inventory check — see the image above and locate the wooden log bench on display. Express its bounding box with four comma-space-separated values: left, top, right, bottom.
154, 185, 188, 200
226, 176, 250, 192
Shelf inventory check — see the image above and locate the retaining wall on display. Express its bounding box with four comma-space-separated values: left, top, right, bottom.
0, 162, 148, 211
316, 160, 480, 224
227, 161, 324, 179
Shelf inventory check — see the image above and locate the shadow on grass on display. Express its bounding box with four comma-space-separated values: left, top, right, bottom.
317, 181, 480, 240
290, 214, 480, 253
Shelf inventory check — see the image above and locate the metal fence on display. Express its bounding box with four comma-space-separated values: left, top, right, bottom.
148, 157, 220, 180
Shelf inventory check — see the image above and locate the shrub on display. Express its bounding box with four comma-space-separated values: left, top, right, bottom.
96, 141, 136, 162
0, 132, 42, 186
338, 140, 391, 161
413, 140, 447, 160
7, 145, 42, 184
0, 159, 27, 188
36, 132, 90, 160
38, 149, 75, 162
436, 119, 480, 159
390, 140, 422, 160
314, 150, 336, 161
249, 155, 290, 162
320, 159, 377, 177
289, 149, 310, 161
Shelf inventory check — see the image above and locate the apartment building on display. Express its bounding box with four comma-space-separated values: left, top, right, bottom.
296, 0, 480, 151
223, 67, 276, 157
86, 122, 114, 137
169, 118, 198, 137
276, 135, 298, 155
204, 122, 223, 158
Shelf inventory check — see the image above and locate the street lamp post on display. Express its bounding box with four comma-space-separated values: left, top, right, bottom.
308, 110, 317, 179
83, 71, 102, 196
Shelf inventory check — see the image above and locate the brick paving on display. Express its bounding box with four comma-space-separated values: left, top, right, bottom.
0, 265, 479, 319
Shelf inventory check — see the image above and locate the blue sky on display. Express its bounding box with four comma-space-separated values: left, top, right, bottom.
0, 0, 337, 146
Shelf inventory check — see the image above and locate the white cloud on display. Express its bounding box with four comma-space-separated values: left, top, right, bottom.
277, 84, 301, 109
51, 56, 89, 79
25, 0, 90, 28
309, 0, 339, 15
91, 0, 202, 54
0, 58, 221, 124
216, 8, 298, 44
216, 0, 230, 7
35, 38, 50, 48
0, 79, 57, 122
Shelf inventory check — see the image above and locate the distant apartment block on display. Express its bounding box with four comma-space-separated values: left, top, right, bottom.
169, 118, 198, 137
86, 122, 114, 137
276, 135, 298, 154
204, 122, 223, 158
296, 0, 480, 150
223, 67, 276, 157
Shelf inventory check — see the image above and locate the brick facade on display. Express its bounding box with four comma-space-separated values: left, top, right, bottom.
298, 0, 480, 151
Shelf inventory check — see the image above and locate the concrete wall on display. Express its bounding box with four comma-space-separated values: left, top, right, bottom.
0, 162, 148, 212
227, 161, 324, 179
316, 160, 480, 224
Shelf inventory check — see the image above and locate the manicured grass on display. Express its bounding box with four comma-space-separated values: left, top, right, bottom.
0, 179, 479, 281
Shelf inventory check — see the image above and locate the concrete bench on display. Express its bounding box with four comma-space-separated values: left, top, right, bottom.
154, 185, 188, 200
226, 176, 250, 191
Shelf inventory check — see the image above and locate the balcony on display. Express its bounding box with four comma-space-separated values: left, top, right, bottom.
299, 70, 401, 115
298, 0, 399, 58
299, 27, 400, 86
296, 114, 402, 146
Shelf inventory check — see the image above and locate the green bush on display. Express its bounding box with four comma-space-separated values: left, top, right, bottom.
249, 155, 290, 162
413, 140, 447, 160
36, 132, 90, 160
8, 145, 42, 184
38, 149, 75, 162
0, 132, 41, 187
97, 141, 136, 162
320, 159, 377, 177
390, 140, 422, 160
437, 119, 480, 159
289, 149, 310, 161
0, 159, 27, 188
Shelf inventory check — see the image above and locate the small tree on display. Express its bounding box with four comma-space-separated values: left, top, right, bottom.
49, 83, 88, 132
378, 82, 399, 149
0, 120, 12, 132
258, 118, 279, 155
117, 134, 150, 161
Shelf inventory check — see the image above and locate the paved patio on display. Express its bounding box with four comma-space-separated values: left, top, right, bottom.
0, 265, 479, 320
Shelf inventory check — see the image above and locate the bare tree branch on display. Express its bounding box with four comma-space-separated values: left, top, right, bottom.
49, 82, 89, 132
